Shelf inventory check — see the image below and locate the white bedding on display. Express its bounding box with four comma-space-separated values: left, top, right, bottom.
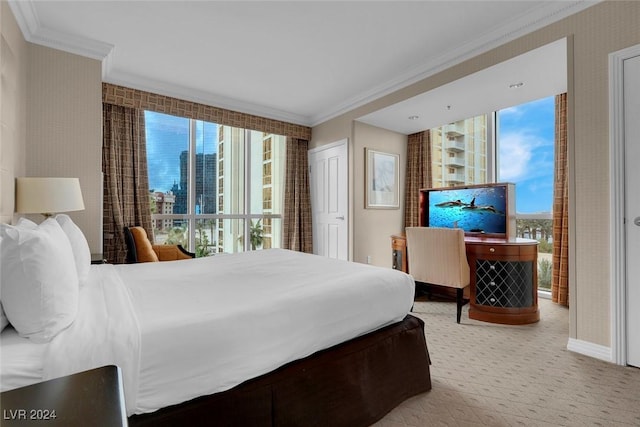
0, 327, 46, 390
41, 263, 141, 413
6, 249, 415, 416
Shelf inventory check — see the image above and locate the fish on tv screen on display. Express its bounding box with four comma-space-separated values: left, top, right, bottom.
427, 185, 508, 234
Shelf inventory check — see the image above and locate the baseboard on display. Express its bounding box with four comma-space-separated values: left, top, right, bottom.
567, 338, 613, 363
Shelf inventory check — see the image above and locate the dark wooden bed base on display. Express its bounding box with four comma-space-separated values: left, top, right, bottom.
129, 315, 431, 427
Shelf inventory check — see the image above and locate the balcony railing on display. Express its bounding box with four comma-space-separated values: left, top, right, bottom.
516, 215, 553, 292
445, 173, 465, 183
444, 124, 465, 137
445, 157, 465, 167
446, 140, 466, 152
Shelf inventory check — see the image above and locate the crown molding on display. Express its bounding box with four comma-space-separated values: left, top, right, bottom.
8, 0, 113, 61
8, 0, 600, 128
309, 0, 601, 126
104, 70, 312, 127
7, 0, 39, 37
8, 0, 308, 124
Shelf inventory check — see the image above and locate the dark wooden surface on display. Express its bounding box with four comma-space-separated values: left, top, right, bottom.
392, 232, 539, 324
1, 365, 128, 426
466, 239, 540, 324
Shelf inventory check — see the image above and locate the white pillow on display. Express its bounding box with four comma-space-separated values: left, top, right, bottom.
2, 219, 42, 332
0, 218, 79, 343
0, 234, 5, 332
0, 235, 7, 332
0, 235, 8, 332
2, 219, 38, 332
16, 217, 37, 229
55, 214, 91, 284
0, 302, 9, 332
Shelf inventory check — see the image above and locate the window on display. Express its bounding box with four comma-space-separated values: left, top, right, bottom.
145, 111, 285, 256
497, 97, 555, 214
497, 97, 555, 291
427, 97, 555, 291
430, 114, 490, 187
427, 97, 555, 217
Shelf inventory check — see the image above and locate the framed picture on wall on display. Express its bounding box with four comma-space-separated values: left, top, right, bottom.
365, 148, 399, 209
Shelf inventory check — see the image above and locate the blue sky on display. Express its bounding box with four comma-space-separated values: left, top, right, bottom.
145, 98, 555, 213
145, 111, 217, 193
498, 96, 555, 214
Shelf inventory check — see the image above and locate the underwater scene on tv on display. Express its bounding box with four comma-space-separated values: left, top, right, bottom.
428, 186, 507, 234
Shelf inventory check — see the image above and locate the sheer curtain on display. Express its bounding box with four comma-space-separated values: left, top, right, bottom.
282, 137, 313, 253
552, 93, 569, 306
102, 104, 153, 264
404, 130, 431, 227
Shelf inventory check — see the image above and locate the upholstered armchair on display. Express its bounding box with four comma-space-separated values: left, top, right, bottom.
124, 226, 195, 263
405, 227, 470, 323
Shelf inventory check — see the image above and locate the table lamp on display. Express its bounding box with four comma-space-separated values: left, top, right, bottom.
16, 177, 85, 218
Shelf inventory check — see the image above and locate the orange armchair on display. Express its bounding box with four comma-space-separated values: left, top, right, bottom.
124, 226, 195, 263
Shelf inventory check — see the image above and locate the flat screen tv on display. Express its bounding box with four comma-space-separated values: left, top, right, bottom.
419, 183, 516, 239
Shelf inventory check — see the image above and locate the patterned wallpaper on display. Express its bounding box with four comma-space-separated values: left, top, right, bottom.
1, 2, 27, 225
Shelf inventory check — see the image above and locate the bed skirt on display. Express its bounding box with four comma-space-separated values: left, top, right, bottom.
128, 314, 431, 427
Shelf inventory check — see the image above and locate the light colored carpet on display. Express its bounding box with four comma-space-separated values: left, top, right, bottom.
374, 298, 640, 426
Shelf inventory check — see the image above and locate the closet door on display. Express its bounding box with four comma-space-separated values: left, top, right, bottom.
625, 53, 640, 368
309, 140, 348, 260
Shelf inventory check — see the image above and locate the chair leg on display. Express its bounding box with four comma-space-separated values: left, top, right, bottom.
456, 288, 463, 324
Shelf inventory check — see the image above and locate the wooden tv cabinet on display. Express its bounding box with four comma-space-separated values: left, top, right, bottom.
391, 233, 539, 325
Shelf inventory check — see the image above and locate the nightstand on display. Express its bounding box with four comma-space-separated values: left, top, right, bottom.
0, 365, 128, 426
91, 253, 107, 264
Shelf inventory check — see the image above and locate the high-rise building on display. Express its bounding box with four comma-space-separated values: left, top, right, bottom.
194, 152, 217, 214
173, 150, 217, 215
216, 127, 284, 252
152, 191, 175, 231
256, 134, 284, 250
430, 115, 488, 187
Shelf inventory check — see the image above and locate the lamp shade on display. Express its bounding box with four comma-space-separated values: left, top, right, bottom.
16, 177, 85, 216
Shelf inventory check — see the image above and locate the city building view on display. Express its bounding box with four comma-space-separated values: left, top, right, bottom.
428, 96, 555, 218
145, 111, 285, 256
146, 96, 554, 280
430, 114, 489, 187
427, 97, 556, 291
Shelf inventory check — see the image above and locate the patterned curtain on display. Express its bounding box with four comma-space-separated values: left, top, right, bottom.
404, 130, 431, 227
102, 104, 153, 264
282, 137, 313, 253
552, 93, 569, 306
103, 83, 311, 141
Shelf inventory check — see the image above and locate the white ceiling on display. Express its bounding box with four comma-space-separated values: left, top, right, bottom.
9, 1, 595, 130
358, 38, 567, 134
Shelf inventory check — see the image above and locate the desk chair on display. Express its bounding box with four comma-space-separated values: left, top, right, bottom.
124, 226, 195, 263
405, 227, 470, 323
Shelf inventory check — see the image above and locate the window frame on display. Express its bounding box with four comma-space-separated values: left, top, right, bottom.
146, 112, 284, 254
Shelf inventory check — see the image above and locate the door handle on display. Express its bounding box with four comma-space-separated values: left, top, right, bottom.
634, 217, 640, 226
336, 216, 345, 220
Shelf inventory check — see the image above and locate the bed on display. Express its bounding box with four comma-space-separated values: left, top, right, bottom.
1, 217, 431, 426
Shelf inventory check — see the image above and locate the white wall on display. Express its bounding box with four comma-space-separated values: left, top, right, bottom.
352, 122, 406, 267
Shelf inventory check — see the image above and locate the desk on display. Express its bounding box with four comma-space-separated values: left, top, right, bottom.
391, 233, 539, 325
0, 365, 128, 426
